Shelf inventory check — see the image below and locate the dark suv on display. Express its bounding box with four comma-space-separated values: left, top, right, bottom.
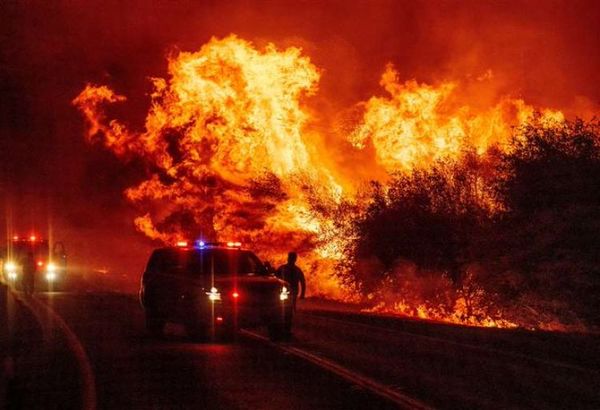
140, 242, 293, 341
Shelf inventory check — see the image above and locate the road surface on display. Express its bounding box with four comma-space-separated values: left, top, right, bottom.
11, 291, 398, 410
4, 282, 600, 409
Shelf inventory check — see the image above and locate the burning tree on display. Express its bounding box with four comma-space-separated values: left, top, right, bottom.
490, 118, 600, 329
341, 151, 514, 327
345, 119, 600, 330
73, 35, 598, 329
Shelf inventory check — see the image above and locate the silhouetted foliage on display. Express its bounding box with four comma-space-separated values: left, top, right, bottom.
498, 119, 600, 214
345, 119, 600, 329
492, 119, 600, 326
347, 150, 497, 293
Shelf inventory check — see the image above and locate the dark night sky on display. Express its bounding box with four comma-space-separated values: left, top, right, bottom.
1, 0, 599, 278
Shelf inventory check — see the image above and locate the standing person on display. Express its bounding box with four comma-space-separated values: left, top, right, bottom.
22, 252, 36, 295
276, 252, 306, 310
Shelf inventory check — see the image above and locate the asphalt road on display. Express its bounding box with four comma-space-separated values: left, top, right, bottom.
292, 310, 600, 409
24, 292, 398, 410
6, 282, 600, 410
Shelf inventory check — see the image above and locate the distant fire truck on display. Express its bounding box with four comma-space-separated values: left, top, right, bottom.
1, 235, 67, 290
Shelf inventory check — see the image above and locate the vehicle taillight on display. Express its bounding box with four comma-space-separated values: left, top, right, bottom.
232, 291, 240, 299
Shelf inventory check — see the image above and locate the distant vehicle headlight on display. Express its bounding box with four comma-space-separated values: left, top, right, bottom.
46, 272, 57, 282
47, 263, 57, 273
5, 262, 16, 272
280, 286, 290, 301
206, 286, 221, 301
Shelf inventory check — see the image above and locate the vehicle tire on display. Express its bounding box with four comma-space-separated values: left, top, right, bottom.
268, 320, 292, 341
145, 311, 165, 338
186, 322, 208, 343
217, 325, 237, 343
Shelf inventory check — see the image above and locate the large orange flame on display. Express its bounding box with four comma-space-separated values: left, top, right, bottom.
350, 64, 563, 172
74, 35, 569, 327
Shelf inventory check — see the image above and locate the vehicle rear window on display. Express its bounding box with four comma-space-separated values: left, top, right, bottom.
146, 248, 264, 277
7, 242, 50, 261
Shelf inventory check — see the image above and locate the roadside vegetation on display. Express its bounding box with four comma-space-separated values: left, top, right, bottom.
338, 118, 600, 331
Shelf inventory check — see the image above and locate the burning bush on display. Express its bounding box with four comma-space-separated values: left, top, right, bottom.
491, 118, 600, 329
344, 150, 497, 285
345, 119, 600, 330
340, 151, 514, 327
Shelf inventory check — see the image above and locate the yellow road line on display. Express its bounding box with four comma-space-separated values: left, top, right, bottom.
241, 329, 434, 410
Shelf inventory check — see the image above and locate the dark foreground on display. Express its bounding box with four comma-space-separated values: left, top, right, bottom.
3, 280, 600, 410
7, 290, 398, 410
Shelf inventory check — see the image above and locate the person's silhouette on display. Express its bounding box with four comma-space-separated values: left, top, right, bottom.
276, 252, 306, 310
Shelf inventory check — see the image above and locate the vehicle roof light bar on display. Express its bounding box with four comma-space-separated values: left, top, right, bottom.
11, 236, 48, 243
193, 241, 242, 249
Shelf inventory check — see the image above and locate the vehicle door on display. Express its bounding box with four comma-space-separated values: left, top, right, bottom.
172, 250, 208, 319
144, 250, 182, 317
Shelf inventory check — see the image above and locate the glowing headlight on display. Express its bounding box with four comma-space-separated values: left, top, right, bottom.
46, 272, 57, 282
5, 262, 16, 272
47, 263, 57, 273
206, 287, 221, 301
280, 286, 290, 301
7, 272, 17, 280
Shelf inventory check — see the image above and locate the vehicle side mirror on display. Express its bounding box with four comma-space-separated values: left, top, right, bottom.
258, 265, 270, 276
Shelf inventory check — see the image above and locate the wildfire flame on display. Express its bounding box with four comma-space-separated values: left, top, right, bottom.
350, 64, 563, 171
74, 35, 568, 328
